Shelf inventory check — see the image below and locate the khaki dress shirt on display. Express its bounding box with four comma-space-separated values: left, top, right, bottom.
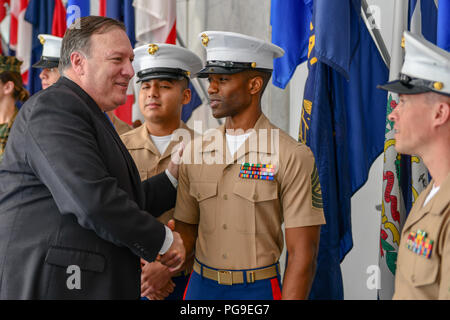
174, 113, 326, 270
121, 121, 194, 224
394, 172, 450, 299
112, 114, 133, 135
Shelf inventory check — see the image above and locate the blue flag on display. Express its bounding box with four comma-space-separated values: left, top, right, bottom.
270, 0, 312, 88
409, 0, 437, 44
105, 0, 136, 48
437, 0, 450, 51
181, 82, 203, 123
299, 0, 388, 299
24, 0, 56, 95
66, 0, 90, 25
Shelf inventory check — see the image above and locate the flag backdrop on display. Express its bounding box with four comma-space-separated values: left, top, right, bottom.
3, 0, 201, 124
10, 0, 32, 85
378, 0, 437, 300
294, 0, 389, 299
270, 0, 312, 89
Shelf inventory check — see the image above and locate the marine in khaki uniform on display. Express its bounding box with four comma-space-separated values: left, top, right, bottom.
174, 31, 326, 300
379, 31, 450, 299
121, 43, 202, 300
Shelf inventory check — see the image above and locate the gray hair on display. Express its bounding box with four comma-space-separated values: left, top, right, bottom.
59, 16, 126, 73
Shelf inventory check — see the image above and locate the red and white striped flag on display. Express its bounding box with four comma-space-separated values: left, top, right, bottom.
9, 0, 31, 85
133, 0, 176, 45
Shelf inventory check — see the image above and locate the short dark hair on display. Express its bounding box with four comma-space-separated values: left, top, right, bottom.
59, 16, 126, 73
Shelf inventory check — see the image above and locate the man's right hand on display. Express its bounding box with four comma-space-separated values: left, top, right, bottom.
159, 230, 185, 273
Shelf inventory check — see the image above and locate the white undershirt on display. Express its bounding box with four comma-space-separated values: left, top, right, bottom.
226, 132, 252, 156
423, 184, 440, 207
150, 134, 173, 155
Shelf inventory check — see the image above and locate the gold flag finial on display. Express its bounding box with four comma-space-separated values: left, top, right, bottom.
201, 33, 209, 47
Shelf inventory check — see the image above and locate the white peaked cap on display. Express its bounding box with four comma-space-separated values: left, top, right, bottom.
133, 43, 203, 82
379, 31, 450, 96
197, 31, 284, 76
32, 34, 62, 69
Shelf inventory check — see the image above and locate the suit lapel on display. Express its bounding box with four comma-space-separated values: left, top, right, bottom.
61, 77, 144, 204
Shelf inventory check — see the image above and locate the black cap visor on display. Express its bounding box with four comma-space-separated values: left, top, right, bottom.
377, 79, 432, 95
137, 67, 188, 83
197, 65, 246, 78
197, 61, 272, 78
378, 74, 450, 96
32, 56, 59, 69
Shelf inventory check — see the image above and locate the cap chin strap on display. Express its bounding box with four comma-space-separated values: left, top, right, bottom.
136, 67, 189, 82
400, 73, 442, 92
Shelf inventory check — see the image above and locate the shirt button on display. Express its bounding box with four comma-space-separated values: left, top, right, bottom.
197, 192, 201, 198
411, 275, 416, 283
222, 224, 227, 230
223, 194, 228, 200
253, 194, 258, 201
222, 254, 227, 259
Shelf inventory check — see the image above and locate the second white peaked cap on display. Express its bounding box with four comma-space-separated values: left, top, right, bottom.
197, 31, 284, 77
32, 34, 62, 69
133, 43, 203, 82
378, 31, 450, 96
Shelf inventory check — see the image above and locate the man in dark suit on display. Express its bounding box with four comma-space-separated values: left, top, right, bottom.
0, 16, 185, 299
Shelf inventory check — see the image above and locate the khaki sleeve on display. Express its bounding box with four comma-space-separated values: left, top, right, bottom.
173, 148, 200, 225
280, 144, 326, 228
438, 210, 450, 299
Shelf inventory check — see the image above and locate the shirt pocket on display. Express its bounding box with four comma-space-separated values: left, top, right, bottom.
189, 181, 218, 233
400, 247, 439, 288
232, 180, 279, 234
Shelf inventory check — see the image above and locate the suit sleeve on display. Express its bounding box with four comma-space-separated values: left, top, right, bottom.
141, 172, 177, 217
25, 92, 165, 262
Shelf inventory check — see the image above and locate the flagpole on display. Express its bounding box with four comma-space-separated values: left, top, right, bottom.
378, 0, 408, 300
361, 0, 391, 68
389, 0, 408, 81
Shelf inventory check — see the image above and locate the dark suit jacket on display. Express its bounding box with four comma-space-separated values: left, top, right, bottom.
0, 77, 176, 299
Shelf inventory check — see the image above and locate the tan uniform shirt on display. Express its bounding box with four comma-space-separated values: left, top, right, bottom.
121, 121, 194, 224
393, 172, 450, 300
174, 113, 326, 270
112, 114, 133, 135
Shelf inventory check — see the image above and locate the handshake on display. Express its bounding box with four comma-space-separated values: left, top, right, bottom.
141, 219, 186, 300
157, 219, 185, 273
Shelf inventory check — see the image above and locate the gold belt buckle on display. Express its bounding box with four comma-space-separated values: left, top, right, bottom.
218, 270, 233, 285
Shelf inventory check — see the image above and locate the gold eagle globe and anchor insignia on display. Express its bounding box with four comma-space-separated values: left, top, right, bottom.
148, 44, 159, 55
39, 35, 46, 45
